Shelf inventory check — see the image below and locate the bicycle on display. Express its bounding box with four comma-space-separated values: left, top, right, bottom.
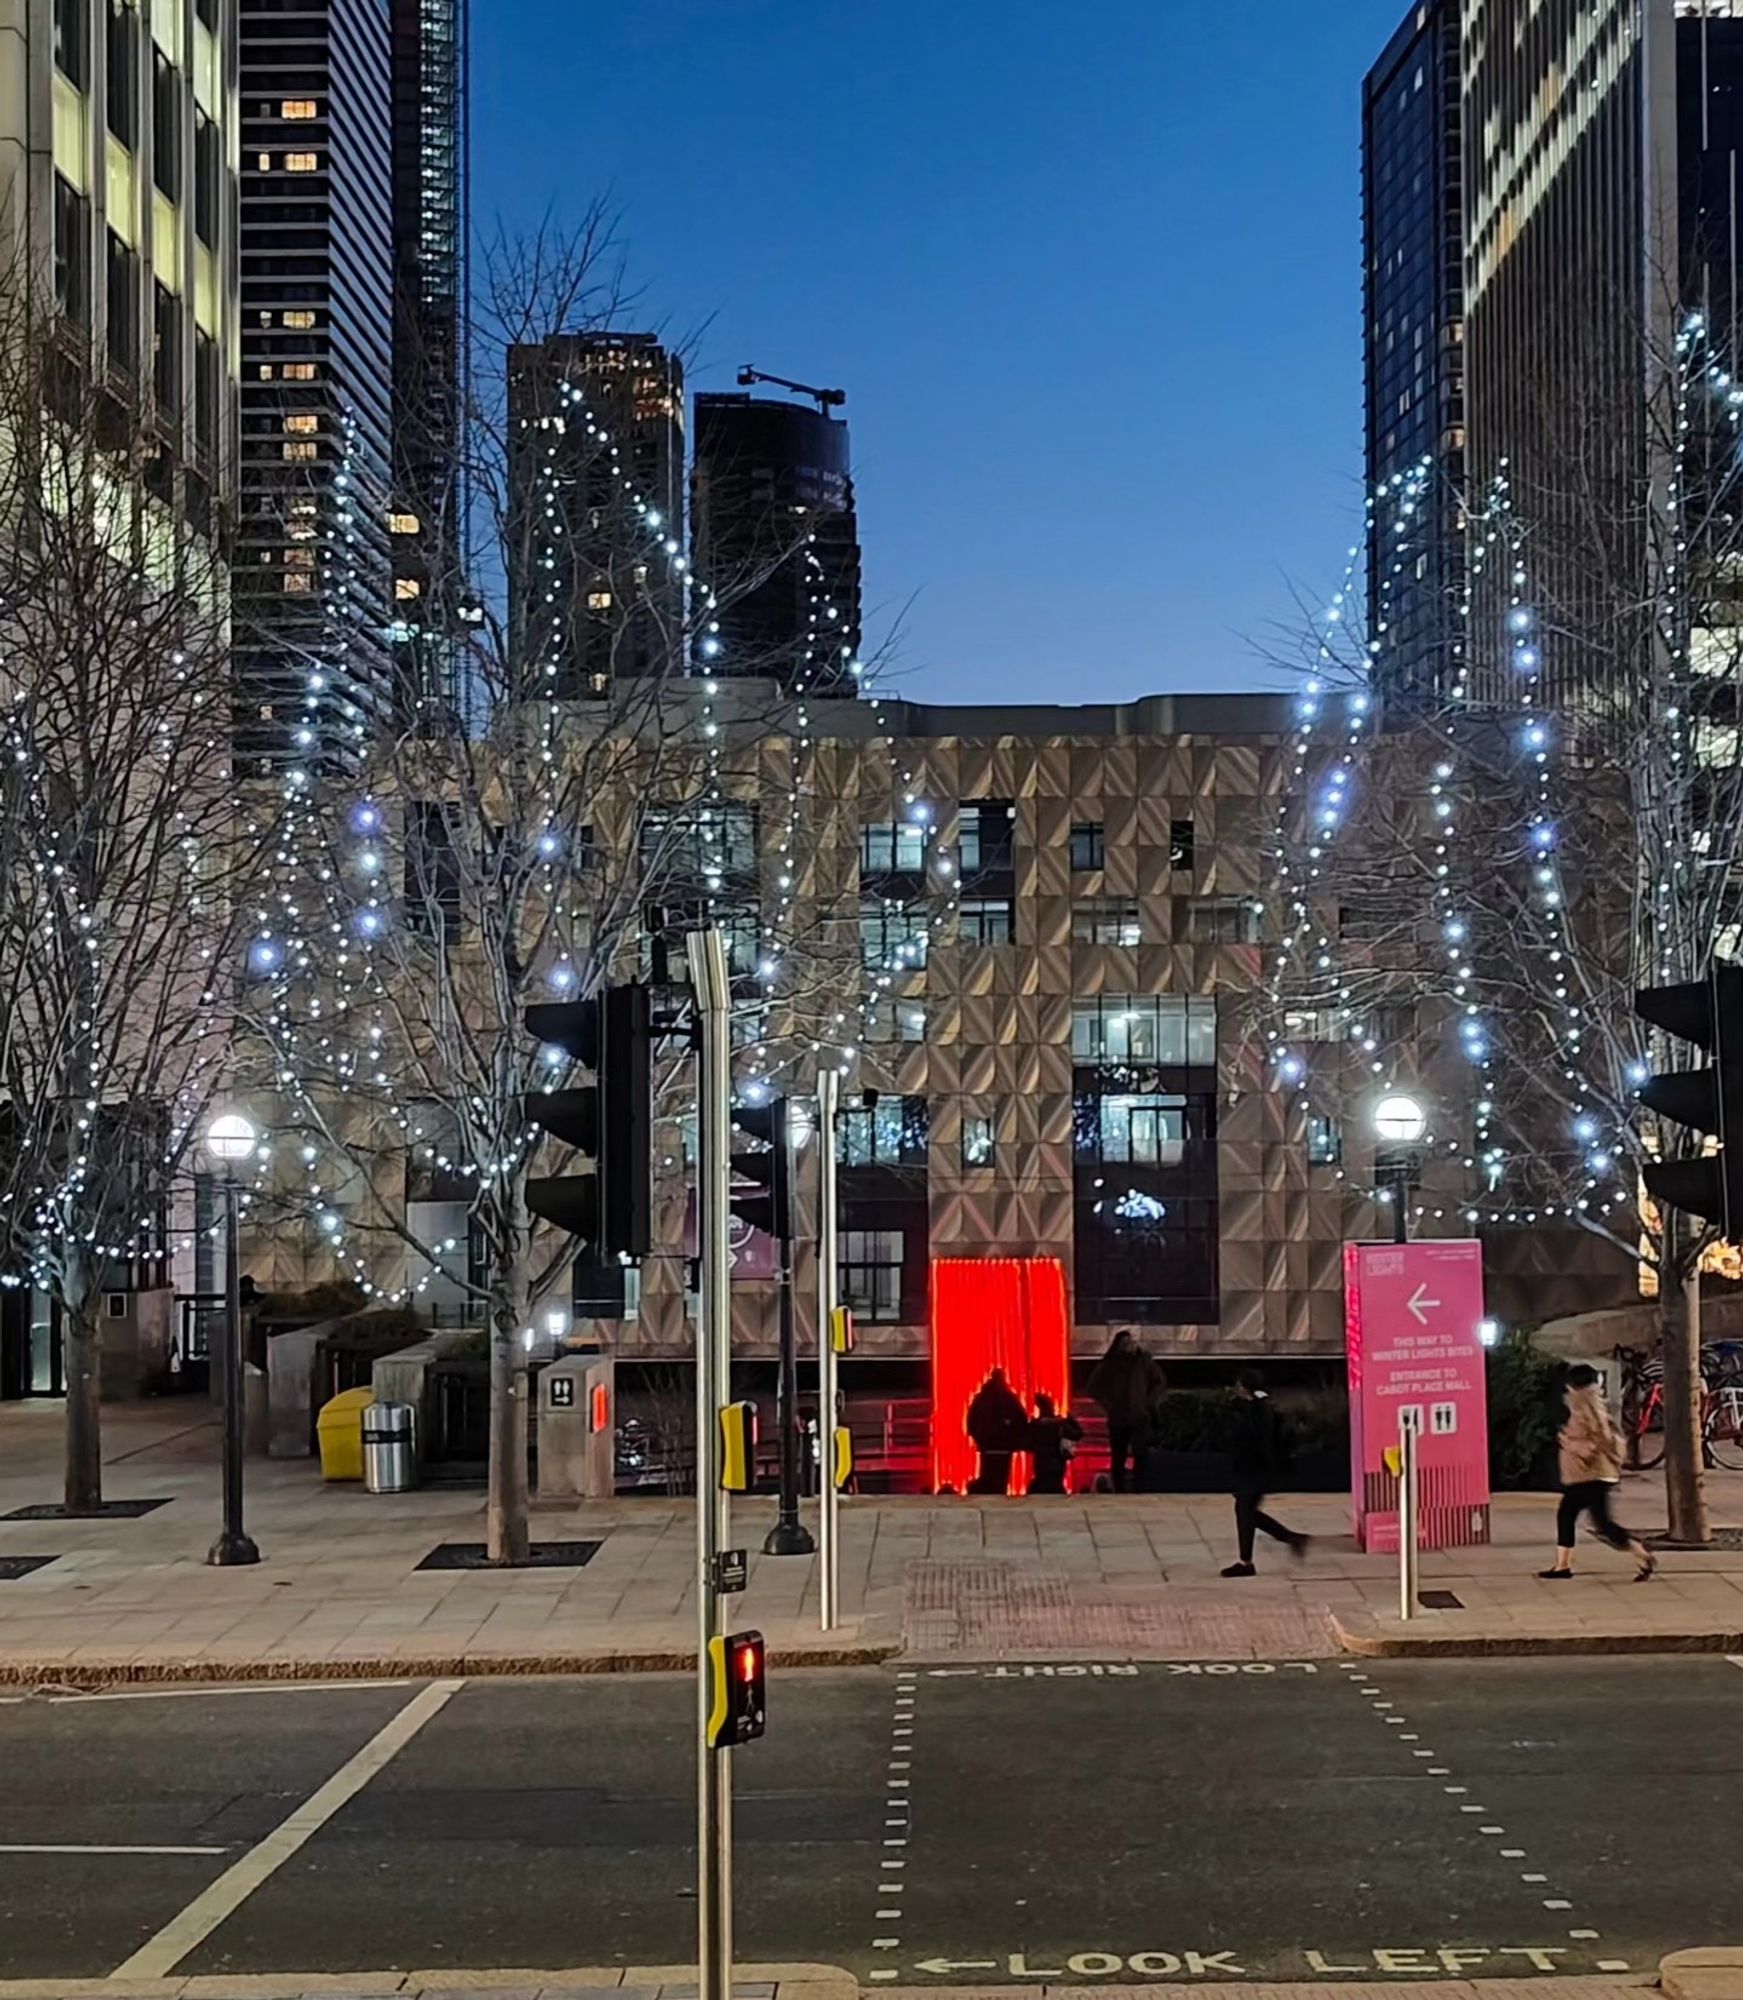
1616, 1341, 1743, 1471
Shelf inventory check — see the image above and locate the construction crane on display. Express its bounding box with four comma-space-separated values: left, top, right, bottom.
736, 366, 846, 413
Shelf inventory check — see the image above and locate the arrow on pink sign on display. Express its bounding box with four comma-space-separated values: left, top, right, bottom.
1407, 1283, 1442, 1323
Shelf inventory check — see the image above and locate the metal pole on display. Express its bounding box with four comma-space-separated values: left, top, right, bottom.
688, 928, 733, 2000
817, 1068, 840, 1631
1398, 1425, 1418, 1621
765, 1099, 814, 1555
1390, 1167, 1409, 1246
207, 1177, 259, 1568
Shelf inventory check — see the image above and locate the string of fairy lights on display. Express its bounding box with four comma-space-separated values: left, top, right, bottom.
242, 350, 964, 1303
1263, 311, 1743, 1243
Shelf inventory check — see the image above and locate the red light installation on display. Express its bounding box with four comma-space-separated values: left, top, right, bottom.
929, 1257, 1071, 1495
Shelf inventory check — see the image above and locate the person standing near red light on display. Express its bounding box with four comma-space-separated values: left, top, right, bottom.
966, 1367, 1029, 1495
1089, 1329, 1165, 1493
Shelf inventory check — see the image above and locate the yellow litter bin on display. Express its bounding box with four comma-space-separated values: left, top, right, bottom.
317, 1386, 374, 1482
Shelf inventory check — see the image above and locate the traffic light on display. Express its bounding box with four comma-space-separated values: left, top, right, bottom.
1635, 959, 1743, 1238
729, 1096, 789, 1238
829, 1305, 856, 1355
706, 1630, 767, 1748
523, 982, 652, 1257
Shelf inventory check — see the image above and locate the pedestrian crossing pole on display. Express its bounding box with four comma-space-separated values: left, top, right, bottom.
817, 1066, 841, 1631
687, 927, 734, 2000
1398, 1422, 1420, 1622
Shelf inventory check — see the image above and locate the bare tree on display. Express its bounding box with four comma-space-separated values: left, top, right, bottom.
253, 227, 897, 1562
1260, 308, 1743, 1545
0, 282, 265, 1510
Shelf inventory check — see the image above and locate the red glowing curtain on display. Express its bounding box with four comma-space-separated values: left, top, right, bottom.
930, 1257, 1071, 1494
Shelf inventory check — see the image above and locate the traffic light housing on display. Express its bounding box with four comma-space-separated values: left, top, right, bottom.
829, 1305, 856, 1354
1635, 959, 1743, 1239
729, 1097, 788, 1239
706, 1630, 767, 1749
832, 1425, 854, 1491
523, 983, 652, 1257
719, 1399, 758, 1494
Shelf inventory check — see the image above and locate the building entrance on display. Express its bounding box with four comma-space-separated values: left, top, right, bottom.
0, 1289, 64, 1400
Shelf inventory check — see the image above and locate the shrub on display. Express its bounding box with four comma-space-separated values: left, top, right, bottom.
1485, 1330, 1564, 1489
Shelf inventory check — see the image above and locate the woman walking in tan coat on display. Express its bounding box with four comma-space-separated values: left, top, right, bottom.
1540, 1365, 1656, 1581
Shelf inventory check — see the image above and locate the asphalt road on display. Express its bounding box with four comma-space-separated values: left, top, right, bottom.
0, 1656, 1739, 1985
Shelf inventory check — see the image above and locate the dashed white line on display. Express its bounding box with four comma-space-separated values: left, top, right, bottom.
1343, 1667, 1626, 1975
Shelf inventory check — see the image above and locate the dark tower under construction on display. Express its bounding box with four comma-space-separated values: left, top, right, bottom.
691, 389, 862, 695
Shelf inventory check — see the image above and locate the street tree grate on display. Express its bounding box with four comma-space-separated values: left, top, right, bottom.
416, 1539, 601, 1572
0, 1557, 57, 1581
2, 1499, 172, 1522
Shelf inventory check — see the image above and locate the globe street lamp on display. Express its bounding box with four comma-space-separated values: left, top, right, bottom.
205, 1111, 260, 1567
1372, 1094, 1426, 1246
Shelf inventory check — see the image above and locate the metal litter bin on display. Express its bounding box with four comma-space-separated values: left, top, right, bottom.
362, 1400, 417, 1493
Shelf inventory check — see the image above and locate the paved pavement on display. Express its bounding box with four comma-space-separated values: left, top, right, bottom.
3, 1405, 1743, 1680
0, 1658, 1739, 1987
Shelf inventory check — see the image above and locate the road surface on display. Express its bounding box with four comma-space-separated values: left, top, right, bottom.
0, 1656, 1738, 1984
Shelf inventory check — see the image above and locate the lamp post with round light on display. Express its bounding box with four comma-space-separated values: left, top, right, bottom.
1371, 1094, 1427, 1246
205, 1112, 261, 1567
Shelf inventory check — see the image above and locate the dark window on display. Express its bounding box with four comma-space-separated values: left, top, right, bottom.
962, 1115, 995, 1170
1171, 819, 1195, 871
859, 820, 926, 874
407, 802, 462, 931
1071, 996, 1217, 1067
106, 230, 138, 373
959, 897, 1013, 946
152, 281, 179, 414
152, 52, 180, 199
54, 0, 86, 84
860, 906, 929, 971
1307, 1115, 1342, 1166
838, 1229, 904, 1323
958, 800, 1015, 873
837, 1097, 929, 1167
1070, 822, 1105, 871
193, 328, 218, 459
1072, 899, 1141, 946
1075, 1093, 1187, 1166
640, 803, 758, 886
53, 175, 90, 328
107, 1, 137, 145
195, 111, 220, 247
1186, 899, 1261, 945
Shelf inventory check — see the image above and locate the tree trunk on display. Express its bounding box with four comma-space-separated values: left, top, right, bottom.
1658, 1209, 1709, 1547
486, 1227, 531, 1567
61, 1255, 103, 1515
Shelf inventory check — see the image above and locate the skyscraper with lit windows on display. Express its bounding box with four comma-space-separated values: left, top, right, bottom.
234, 0, 396, 774
0, 0, 242, 540
1363, 0, 1465, 715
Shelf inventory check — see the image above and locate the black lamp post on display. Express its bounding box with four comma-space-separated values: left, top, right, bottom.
1372, 1093, 1427, 1247
205, 1112, 261, 1568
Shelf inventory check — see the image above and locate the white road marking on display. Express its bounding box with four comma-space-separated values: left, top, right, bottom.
0, 1843, 226, 1856
108, 1676, 463, 1979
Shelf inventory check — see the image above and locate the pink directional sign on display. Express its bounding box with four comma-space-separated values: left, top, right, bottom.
1345, 1239, 1491, 1554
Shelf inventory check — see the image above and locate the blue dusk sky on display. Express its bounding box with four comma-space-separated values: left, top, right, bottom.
473, 0, 1409, 705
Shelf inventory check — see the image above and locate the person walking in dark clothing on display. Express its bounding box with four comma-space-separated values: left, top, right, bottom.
1088, 1330, 1165, 1493
966, 1368, 1029, 1495
1026, 1393, 1084, 1495
1540, 1364, 1655, 1582
1221, 1368, 1309, 1576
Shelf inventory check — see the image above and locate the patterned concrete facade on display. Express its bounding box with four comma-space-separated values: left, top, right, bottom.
618, 691, 1359, 1364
